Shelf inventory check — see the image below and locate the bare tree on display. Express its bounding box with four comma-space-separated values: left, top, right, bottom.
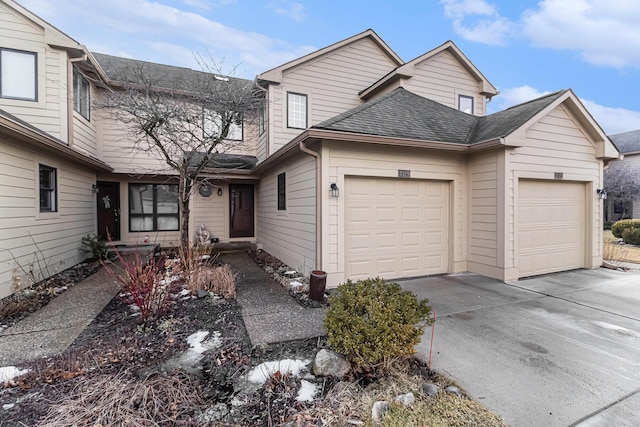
604, 160, 640, 220
98, 58, 261, 253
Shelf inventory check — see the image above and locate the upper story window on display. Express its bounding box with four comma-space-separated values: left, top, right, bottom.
458, 95, 474, 115
39, 164, 57, 212
259, 101, 266, 135
204, 110, 243, 141
1, 48, 36, 101
73, 69, 90, 120
287, 92, 307, 129
277, 172, 286, 210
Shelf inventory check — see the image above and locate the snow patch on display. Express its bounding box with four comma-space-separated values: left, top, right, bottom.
296, 379, 318, 402
187, 330, 222, 354
0, 366, 30, 384
289, 280, 304, 288
247, 359, 310, 384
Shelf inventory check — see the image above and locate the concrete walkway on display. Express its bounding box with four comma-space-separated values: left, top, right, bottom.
218, 252, 326, 345
0, 266, 119, 366
0, 251, 326, 367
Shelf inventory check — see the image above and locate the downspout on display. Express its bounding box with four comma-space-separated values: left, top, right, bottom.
67, 55, 87, 146
299, 141, 322, 271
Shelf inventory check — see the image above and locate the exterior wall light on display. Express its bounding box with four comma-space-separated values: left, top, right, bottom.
218, 187, 223, 197
330, 183, 339, 197
91, 184, 99, 193
597, 188, 607, 200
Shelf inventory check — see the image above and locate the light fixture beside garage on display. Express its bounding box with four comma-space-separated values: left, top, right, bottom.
330, 183, 339, 197
597, 188, 607, 200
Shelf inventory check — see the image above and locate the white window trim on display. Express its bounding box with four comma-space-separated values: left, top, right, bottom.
287, 91, 308, 129
0, 48, 37, 101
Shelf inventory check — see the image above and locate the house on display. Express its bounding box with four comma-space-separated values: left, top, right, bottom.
0, 0, 619, 298
604, 129, 640, 221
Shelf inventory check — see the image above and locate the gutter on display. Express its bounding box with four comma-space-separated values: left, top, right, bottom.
67, 54, 87, 146
299, 141, 322, 271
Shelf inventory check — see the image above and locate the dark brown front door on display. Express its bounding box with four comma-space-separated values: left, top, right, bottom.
96, 181, 120, 241
229, 184, 254, 238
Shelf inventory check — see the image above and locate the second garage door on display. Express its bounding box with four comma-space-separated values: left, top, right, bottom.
345, 177, 450, 281
518, 180, 586, 278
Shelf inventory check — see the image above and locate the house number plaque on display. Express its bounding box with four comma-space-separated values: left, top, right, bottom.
398, 169, 411, 178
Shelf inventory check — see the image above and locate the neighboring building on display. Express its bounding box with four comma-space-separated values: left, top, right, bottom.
605, 130, 640, 221
0, 0, 619, 298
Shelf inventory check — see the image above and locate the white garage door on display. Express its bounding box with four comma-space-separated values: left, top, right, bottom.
345, 177, 449, 281
518, 180, 586, 278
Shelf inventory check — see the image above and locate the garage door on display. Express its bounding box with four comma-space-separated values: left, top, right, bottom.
518, 180, 585, 277
345, 177, 449, 281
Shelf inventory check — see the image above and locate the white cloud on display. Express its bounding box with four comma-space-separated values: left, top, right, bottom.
440, 0, 515, 46
522, 0, 640, 68
494, 85, 640, 135
271, 1, 306, 22
18, 0, 315, 77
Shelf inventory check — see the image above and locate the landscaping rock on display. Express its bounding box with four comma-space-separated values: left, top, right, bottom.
312, 349, 351, 377
196, 403, 229, 423
371, 400, 390, 424
394, 392, 415, 406
197, 289, 210, 298
445, 385, 462, 396
422, 382, 440, 397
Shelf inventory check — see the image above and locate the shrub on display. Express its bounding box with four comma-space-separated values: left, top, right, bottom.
604, 221, 614, 230
81, 233, 110, 260
325, 277, 433, 372
178, 246, 236, 298
622, 228, 640, 245
611, 219, 640, 238
101, 248, 169, 322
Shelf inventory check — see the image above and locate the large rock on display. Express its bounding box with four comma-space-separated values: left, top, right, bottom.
371, 400, 390, 424
394, 392, 415, 406
422, 382, 440, 397
312, 349, 351, 378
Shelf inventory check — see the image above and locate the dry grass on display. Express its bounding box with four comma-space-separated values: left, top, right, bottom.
603, 230, 640, 264
190, 264, 236, 298
37, 373, 206, 427
297, 368, 506, 427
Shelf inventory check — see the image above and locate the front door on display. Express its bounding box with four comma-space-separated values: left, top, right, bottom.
229, 184, 254, 238
96, 181, 120, 241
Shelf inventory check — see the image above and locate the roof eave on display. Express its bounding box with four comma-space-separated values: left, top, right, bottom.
0, 115, 113, 172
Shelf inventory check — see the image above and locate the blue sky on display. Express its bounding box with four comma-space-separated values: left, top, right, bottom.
16, 0, 640, 134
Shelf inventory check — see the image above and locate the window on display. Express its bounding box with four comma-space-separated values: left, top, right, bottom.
287, 92, 307, 129
1, 48, 36, 101
73, 69, 90, 120
129, 184, 179, 231
458, 95, 474, 115
277, 173, 286, 210
204, 110, 243, 141
259, 100, 266, 135
39, 164, 57, 212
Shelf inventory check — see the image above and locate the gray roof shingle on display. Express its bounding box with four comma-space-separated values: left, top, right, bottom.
314, 87, 567, 145
609, 130, 640, 154
91, 53, 251, 92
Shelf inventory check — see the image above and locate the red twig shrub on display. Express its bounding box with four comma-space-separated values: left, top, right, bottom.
101, 248, 169, 322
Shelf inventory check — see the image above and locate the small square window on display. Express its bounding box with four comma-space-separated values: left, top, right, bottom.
1, 49, 36, 101
277, 173, 286, 210
458, 95, 474, 115
73, 69, 90, 120
287, 92, 307, 129
39, 164, 57, 212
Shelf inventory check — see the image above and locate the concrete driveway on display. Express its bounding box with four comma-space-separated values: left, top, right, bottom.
400, 268, 640, 427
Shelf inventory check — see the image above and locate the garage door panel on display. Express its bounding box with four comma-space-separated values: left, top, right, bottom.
345, 177, 449, 281
518, 180, 585, 277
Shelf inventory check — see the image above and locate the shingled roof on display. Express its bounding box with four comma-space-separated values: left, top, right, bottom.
608, 129, 640, 154
314, 88, 566, 145
91, 52, 251, 92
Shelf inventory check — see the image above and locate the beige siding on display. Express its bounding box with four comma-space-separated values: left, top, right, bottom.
467, 150, 500, 273
190, 182, 227, 243
71, 84, 99, 157
257, 154, 316, 274
0, 4, 71, 140
269, 38, 397, 152
404, 51, 485, 116
325, 141, 467, 287
0, 138, 96, 298
504, 104, 601, 280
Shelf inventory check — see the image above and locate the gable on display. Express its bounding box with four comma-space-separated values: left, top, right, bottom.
0, 1, 44, 46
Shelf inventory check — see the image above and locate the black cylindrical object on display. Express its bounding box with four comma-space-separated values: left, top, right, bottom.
309, 270, 327, 301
